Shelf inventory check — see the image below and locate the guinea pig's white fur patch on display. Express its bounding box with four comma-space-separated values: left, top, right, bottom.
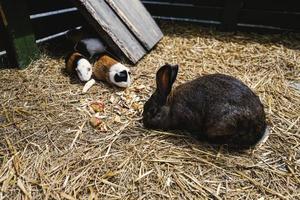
109, 63, 131, 88
76, 58, 92, 82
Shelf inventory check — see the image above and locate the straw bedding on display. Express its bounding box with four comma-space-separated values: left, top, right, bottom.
0, 22, 299, 199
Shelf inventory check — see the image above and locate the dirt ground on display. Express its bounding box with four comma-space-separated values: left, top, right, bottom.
0, 22, 299, 199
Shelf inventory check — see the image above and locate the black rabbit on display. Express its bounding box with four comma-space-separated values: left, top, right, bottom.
143, 64, 268, 149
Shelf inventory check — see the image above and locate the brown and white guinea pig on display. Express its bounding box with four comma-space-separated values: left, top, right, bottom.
143, 64, 268, 149
65, 52, 92, 82
93, 55, 131, 88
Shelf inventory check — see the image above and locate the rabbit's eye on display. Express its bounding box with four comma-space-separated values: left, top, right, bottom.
148, 107, 156, 115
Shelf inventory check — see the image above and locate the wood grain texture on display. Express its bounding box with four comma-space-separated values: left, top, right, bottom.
106, 0, 163, 50
73, 0, 146, 63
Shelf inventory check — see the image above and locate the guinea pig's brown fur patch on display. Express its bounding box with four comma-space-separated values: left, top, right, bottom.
97, 55, 118, 67
65, 52, 84, 74
93, 55, 118, 82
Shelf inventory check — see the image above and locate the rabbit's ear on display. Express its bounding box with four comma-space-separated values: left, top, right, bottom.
170, 64, 178, 85
156, 64, 178, 97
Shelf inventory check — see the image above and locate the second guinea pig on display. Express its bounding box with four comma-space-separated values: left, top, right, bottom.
93, 55, 131, 88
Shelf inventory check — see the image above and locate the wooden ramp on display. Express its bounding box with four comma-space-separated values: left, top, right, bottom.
73, 0, 163, 63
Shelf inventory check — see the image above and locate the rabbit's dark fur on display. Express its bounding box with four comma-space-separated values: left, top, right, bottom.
143, 64, 267, 149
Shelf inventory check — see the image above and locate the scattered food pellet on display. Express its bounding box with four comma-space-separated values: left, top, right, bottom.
89, 116, 102, 128
90, 101, 105, 112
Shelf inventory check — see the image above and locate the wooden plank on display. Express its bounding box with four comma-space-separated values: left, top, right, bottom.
27, 0, 74, 15
236, 24, 294, 33
142, 0, 299, 32
0, 0, 39, 68
221, 0, 244, 31
192, 0, 224, 7
142, 0, 224, 7
0, 12, 5, 51
72, 0, 146, 63
106, 0, 163, 50
31, 10, 84, 40
143, 2, 223, 22
239, 9, 300, 30
243, 0, 300, 12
